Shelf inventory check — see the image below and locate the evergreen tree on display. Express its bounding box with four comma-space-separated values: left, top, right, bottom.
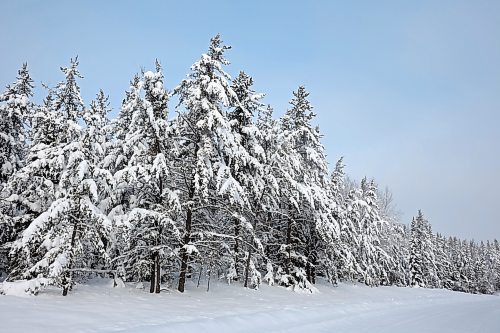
255, 104, 286, 287
409, 214, 423, 287
273, 86, 336, 292
0, 63, 34, 184
0, 63, 35, 276
227, 71, 266, 287
112, 63, 180, 293
409, 210, 437, 288
319, 157, 350, 284
173, 35, 260, 292
9, 59, 115, 295
434, 233, 453, 289
343, 178, 389, 286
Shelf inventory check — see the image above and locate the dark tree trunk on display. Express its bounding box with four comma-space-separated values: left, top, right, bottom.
63, 218, 79, 296
264, 212, 272, 258
285, 213, 293, 275
150, 254, 155, 293
150, 252, 159, 293
62, 280, 70, 296
306, 261, 311, 283
178, 207, 192, 293
234, 217, 240, 280
155, 253, 160, 293
311, 261, 316, 284
244, 248, 252, 288
244, 217, 258, 288
309, 227, 317, 284
150, 143, 163, 294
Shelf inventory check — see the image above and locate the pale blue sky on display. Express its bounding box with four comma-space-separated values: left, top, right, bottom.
1, 0, 499, 240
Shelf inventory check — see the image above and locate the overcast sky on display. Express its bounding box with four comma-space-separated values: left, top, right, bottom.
1, 0, 499, 240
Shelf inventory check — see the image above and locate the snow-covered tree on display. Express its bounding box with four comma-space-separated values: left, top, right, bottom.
173, 35, 263, 292
272, 86, 336, 292
409, 210, 438, 288
255, 104, 286, 287
8, 60, 115, 296
112, 62, 180, 293
409, 216, 424, 287
0, 63, 34, 184
0, 63, 35, 275
318, 158, 347, 284
342, 178, 390, 286
227, 71, 267, 286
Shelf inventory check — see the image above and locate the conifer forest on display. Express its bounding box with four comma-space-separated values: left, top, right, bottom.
1, 35, 500, 297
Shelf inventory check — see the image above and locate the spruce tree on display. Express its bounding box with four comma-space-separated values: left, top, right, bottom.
174, 35, 260, 292
0, 64, 35, 276
8, 59, 113, 296
111, 63, 180, 293
274, 86, 335, 291
409, 216, 424, 287
409, 210, 437, 288
0, 63, 34, 184
228, 71, 266, 287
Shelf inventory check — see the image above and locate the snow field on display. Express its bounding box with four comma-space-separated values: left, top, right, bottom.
1, 279, 499, 333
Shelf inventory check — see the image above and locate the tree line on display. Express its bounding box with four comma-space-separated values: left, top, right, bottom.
0, 35, 499, 296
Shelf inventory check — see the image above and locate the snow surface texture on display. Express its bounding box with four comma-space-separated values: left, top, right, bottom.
1, 279, 499, 333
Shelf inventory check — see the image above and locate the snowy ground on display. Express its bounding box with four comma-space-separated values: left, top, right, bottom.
1, 279, 499, 333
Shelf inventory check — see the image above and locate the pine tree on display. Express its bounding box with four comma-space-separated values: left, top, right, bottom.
8, 59, 113, 296
421, 218, 439, 287
476, 241, 495, 294
0, 63, 34, 184
111, 63, 180, 293
366, 179, 392, 285
255, 104, 286, 287
228, 71, 266, 287
409, 210, 437, 288
273, 86, 335, 292
409, 216, 424, 287
174, 35, 259, 292
319, 157, 349, 284
345, 178, 389, 286
106, 74, 143, 226
434, 233, 453, 289
0, 63, 35, 275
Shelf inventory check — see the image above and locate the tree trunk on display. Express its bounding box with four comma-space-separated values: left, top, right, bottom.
63, 218, 79, 296
178, 207, 192, 293
150, 252, 160, 293
285, 214, 293, 275
311, 263, 316, 284
244, 248, 252, 288
149, 253, 156, 294
306, 261, 311, 283
310, 228, 317, 284
149, 169, 163, 294
244, 217, 259, 288
234, 217, 240, 280
155, 253, 160, 293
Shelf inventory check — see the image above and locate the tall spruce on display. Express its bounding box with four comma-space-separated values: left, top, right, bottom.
112, 63, 180, 293
227, 71, 266, 287
0, 63, 35, 276
9, 60, 113, 295
0, 63, 34, 184
275, 86, 336, 292
174, 35, 260, 292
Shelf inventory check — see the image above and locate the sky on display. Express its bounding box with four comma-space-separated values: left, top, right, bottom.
1, 0, 499, 240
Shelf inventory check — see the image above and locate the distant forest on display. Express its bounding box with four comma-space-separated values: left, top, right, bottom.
1, 35, 498, 296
